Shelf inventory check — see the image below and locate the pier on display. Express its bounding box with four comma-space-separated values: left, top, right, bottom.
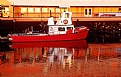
0, 36, 9, 42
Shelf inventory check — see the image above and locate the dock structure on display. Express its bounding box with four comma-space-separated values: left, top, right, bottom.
1, 0, 121, 21
1, 17, 121, 22
0, 36, 9, 42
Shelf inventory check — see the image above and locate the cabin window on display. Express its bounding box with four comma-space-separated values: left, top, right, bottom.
58, 27, 65, 31
65, 13, 69, 18
50, 27, 53, 31
67, 27, 73, 30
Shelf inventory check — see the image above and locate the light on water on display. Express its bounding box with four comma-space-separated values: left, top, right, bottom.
0, 41, 121, 77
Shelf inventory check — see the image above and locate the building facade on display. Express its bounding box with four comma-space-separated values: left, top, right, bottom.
13, 6, 121, 21
0, 0, 121, 21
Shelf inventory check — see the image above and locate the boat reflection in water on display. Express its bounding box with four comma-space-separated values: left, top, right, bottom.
9, 40, 88, 64
0, 40, 121, 77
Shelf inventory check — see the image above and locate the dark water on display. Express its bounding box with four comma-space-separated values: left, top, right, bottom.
0, 40, 121, 77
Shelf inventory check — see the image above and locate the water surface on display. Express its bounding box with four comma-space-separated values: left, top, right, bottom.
0, 40, 121, 77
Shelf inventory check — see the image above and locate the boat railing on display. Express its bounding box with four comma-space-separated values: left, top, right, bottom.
10, 33, 48, 36
9, 28, 74, 36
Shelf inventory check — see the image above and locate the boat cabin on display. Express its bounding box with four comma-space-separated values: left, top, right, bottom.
48, 11, 74, 35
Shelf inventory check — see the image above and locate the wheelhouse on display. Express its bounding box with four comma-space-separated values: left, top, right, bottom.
48, 25, 74, 35
48, 11, 74, 35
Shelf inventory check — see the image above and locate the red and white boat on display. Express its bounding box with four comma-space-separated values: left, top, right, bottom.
8, 11, 89, 43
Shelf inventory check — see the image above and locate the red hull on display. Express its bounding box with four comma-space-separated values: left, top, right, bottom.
9, 30, 89, 43
10, 40, 88, 49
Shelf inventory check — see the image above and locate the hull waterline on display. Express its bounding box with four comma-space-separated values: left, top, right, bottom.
9, 40, 88, 49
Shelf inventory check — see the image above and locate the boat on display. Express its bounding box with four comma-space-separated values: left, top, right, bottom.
8, 11, 89, 43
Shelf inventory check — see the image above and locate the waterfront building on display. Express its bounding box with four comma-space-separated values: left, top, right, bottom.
0, 0, 121, 21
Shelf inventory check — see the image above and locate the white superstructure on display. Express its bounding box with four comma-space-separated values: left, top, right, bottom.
48, 11, 74, 35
